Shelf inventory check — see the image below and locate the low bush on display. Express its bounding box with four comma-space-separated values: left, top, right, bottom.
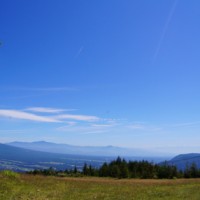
1, 170, 20, 179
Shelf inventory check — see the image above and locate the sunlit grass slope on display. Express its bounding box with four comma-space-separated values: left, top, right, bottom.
0, 171, 200, 200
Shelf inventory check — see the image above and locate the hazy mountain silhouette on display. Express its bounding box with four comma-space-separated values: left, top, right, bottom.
7, 141, 166, 157
0, 143, 113, 172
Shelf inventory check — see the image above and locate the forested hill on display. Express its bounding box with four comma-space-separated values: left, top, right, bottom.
164, 153, 200, 170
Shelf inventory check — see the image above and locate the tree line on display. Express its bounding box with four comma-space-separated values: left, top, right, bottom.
28, 156, 200, 179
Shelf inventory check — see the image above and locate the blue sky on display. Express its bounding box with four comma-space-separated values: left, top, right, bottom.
1, 0, 200, 154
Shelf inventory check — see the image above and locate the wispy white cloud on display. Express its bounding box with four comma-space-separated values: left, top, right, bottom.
57, 124, 109, 135
80, 130, 109, 135
153, 0, 179, 63
128, 123, 145, 130
169, 121, 200, 128
0, 129, 29, 134
57, 119, 119, 134
127, 122, 162, 132
28, 87, 76, 92
66, 121, 77, 126
25, 107, 66, 113
91, 120, 118, 128
0, 86, 76, 92
0, 94, 50, 100
0, 109, 60, 123
56, 114, 99, 122
0, 86, 77, 100
91, 124, 115, 128
0, 108, 100, 123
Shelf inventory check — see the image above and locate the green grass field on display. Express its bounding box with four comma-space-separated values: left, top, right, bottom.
0, 171, 200, 200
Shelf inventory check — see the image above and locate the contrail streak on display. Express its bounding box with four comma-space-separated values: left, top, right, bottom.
153, 0, 179, 63
75, 46, 84, 58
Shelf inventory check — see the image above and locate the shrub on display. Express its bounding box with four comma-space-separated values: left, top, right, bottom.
1, 170, 20, 179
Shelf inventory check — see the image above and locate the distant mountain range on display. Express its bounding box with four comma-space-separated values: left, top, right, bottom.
0, 141, 170, 172
0, 142, 200, 172
6, 141, 169, 158
0, 143, 114, 172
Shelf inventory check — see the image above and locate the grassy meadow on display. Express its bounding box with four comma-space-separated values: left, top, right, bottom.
0, 171, 200, 200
